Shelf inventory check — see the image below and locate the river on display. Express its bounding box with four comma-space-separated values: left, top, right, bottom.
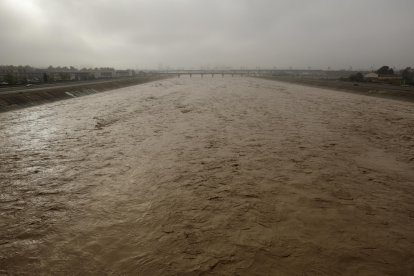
1, 77, 413, 275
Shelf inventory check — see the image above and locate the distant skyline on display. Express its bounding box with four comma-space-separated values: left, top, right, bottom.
1, 0, 413, 70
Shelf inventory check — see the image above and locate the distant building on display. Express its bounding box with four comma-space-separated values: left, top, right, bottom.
0, 65, 136, 84
364, 72, 379, 81
116, 70, 134, 78
93, 68, 116, 79
77, 71, 95, 80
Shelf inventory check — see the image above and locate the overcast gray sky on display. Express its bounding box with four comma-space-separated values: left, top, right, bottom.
1, 0, 413, 70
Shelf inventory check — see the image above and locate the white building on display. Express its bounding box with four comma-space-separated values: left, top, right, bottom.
364, 72, 379, 81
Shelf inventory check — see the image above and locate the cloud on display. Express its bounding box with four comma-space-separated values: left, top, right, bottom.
0, 0, 413, 69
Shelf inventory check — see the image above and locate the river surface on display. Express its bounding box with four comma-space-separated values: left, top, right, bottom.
1, 77, 414, 275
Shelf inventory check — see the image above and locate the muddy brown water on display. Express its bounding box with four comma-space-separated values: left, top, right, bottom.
1, 77, 414, 275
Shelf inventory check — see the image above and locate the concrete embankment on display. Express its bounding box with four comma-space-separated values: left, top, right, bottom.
0, 76, 167, 112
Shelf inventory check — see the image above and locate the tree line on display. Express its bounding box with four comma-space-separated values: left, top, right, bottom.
349, 66, 413, 85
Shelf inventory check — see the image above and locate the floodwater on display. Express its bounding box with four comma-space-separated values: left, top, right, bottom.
1, 77, 414, 275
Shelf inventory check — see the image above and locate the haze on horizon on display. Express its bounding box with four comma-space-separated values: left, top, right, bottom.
1, 0, 413, 70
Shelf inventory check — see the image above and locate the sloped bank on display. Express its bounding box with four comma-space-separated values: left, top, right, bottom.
0, 76, 168, 113
258, 76, 414, 103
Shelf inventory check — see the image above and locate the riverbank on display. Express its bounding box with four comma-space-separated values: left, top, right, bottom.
0, 76, 168, 112
259, 76, 414, 103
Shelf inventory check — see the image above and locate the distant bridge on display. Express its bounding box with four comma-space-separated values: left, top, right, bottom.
147, 69, 345, 79
155, 69, 276, 78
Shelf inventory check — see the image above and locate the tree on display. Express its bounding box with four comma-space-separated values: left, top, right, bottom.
349, 72, 364, 82
401, 67, 413, 84
376, 66, 394, 75
5, 74, 16, 84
